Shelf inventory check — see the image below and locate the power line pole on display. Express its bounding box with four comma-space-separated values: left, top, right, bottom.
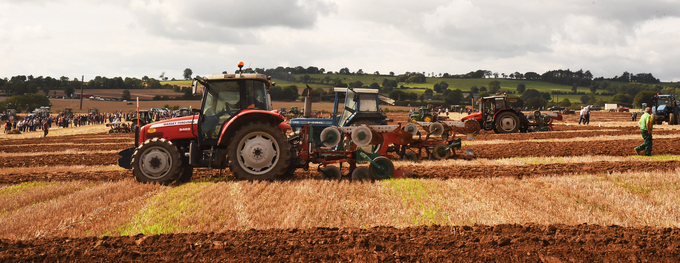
79, 75, 84, 110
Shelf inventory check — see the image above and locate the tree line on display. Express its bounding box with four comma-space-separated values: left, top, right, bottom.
0, 75, 184, 98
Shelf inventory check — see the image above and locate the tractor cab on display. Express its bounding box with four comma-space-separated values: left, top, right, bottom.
336, 87, 392, 126
652, 94, 678, 125
196, 73, 272, 141
289, 88, 393, 146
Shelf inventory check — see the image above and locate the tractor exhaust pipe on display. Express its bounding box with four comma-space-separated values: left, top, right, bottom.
304, 85, 312, 118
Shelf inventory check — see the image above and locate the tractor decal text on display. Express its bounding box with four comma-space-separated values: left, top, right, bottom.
150, 119, 198, 129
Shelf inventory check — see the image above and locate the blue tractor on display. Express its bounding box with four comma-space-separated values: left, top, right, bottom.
652, 94, 678, 125
289, 87, 394, 147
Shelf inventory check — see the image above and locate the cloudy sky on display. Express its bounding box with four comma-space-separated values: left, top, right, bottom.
1, 0, 679, 82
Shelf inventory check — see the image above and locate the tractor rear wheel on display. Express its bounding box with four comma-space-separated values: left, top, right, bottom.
228, 122, 292, 180
495, 112, 520, 133
131, 138, 183, 185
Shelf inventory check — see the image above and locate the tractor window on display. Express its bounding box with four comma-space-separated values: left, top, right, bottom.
340, 90, 356, 125
658, 98, 669, 106
245, 80, 269, 110
201, 81, 241, 140
358, 94, 378, 112
494, 98, 506, 110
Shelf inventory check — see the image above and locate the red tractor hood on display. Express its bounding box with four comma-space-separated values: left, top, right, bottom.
141, 115, 198, 142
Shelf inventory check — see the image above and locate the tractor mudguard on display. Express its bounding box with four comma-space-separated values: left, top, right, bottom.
118, 147, 136, 169
217, 109, 287, 146
278, 122, 291, 131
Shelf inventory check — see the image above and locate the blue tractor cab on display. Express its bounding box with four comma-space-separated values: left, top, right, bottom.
289, 87, 394, 147
652, 94, 678, 125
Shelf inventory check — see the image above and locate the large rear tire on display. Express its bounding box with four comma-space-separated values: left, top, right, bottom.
495, 111, 520, 133
131, 138, 183, 185
228, 122, 292, 180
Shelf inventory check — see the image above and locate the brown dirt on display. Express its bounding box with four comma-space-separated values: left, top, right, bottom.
406, 161, 680, 179
463, 138, 680, 159
0, 224, 677, 262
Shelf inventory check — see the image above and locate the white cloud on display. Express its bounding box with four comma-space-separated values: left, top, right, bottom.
0, 0, 679, 82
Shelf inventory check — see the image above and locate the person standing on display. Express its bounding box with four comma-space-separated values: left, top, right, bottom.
631, 112, 637, 121
635, 107, 654, 156
578, 106, 586, 124
584, 106, 591, 124
42, 120, 49, 137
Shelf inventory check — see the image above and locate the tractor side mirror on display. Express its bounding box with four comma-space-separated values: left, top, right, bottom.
191, 80, 198, 95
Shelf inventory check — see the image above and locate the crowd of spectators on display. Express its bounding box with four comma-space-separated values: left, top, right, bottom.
2, 109, 186, 135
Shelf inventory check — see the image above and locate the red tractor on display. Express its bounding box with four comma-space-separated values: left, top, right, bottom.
118, 62, 293, 184
461, 94, 561, 133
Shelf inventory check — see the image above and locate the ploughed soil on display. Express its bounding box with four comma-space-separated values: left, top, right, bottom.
0, 127, 678, 182
1, 224, 678, 262
2, 158, 678, 184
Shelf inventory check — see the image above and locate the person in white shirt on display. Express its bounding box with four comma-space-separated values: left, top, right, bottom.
578, 107, 587, 125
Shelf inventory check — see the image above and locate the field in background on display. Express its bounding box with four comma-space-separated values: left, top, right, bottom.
41, 99, 411, 114
165, 75, 613, 103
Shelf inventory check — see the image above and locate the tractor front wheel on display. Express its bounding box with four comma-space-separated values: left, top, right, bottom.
228, 122, 292, 180
131, 138, 183, 185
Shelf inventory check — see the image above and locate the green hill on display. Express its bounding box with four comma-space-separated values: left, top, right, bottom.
162, 74, 617, 104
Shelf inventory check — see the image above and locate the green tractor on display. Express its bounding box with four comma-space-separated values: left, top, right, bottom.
408, 106, 439, 123
129, 110, 154, 131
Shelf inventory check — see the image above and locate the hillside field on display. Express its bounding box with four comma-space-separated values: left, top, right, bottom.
164, 75, 615, 103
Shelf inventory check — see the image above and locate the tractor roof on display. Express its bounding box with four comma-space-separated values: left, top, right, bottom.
481, 95, 508, 100
333, 87, 379, 94
204, 73, 269, 81
332, 87, 395, 105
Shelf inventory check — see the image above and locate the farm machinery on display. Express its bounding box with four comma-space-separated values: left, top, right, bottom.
652, 94, 678, 125
106, 122, 132, 133
461, 94, 562, 133
117, 63, 404, 184
129, 110, 154, 131
408, 106, 446, 123
289, 87, 481, 170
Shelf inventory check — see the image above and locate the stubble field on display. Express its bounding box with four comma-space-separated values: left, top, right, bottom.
0, 111, 679, 261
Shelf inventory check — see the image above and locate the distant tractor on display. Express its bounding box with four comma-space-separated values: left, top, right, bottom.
409, 107, 436, 122
63, 108, 73, 118
461, 94, 561, 133
652, 94, 678, 125
7, 109, 17, 121
129, 110, 154, 131
88, 108, 99, 115
178, 108, 191, 117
